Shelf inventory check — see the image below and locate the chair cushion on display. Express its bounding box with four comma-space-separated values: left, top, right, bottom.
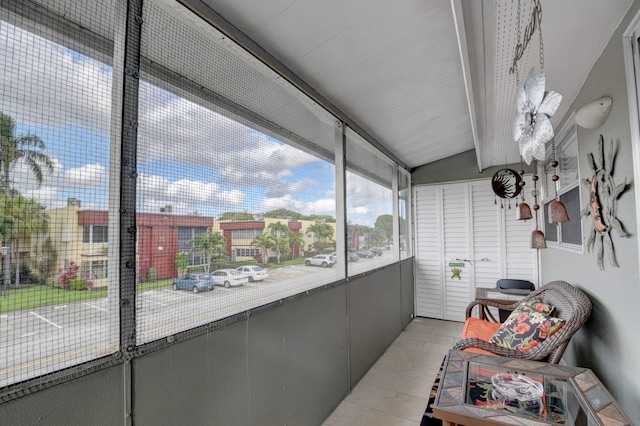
460, 318, 502, 355
490, 304, 566, 352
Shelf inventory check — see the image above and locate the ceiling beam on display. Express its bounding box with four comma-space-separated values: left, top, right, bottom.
451, 0, 482, 172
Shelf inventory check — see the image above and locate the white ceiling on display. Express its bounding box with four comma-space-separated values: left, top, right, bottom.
199, 0, 633, 170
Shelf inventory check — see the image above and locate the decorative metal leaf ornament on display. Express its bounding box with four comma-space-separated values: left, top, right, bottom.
512, 68, 562, 165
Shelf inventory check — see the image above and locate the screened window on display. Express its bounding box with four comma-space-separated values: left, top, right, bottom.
0, 0, 118, 388
540, 116, 582, 250
398, 169, 412, 260
0, 0, 409, 394
345, 128, 396, 275
134, 0, 340, 344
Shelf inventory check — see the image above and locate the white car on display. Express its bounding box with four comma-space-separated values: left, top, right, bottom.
304, 254, 336, 268
211, 269, 249, 287
236, 265, 269, 282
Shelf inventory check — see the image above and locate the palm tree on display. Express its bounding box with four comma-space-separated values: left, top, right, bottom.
288, 231, 305, 259
267, 222, 290, 264
251, 234, 274, 265
306, 222, 335, 253
0, 113, 54, 197
4, 195, 49, 286
190, 231, 227, 273
0, 113, 53, 291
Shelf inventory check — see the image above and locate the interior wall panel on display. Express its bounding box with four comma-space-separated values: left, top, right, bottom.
0, 365, 124, 425
348, 264, 403, 388
132, 284, 349, 426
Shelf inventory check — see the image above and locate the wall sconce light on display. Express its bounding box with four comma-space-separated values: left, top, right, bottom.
575, 96, 612, 129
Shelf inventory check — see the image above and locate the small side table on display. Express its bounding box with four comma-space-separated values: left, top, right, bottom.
433, 349, 632, 426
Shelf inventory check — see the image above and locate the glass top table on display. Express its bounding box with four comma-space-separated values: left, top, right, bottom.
433, 350, 632, 425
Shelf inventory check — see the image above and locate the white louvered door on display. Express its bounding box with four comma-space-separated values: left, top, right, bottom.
441, 183, 471, 321
414, 178, 538, 322
414, 185, 444, 319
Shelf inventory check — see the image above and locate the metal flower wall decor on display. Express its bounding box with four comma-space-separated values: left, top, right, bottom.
581, 135, 629, 270
512, 68, 562, 165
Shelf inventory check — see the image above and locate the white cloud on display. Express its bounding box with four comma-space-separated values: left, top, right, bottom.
0, 22, 112, 133
62, 164, 108, 187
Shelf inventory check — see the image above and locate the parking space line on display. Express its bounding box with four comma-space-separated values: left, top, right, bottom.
143, 298, 167, 307
29, 312, 62, 329
162, 288, 198, 297
85, 302, 107, 312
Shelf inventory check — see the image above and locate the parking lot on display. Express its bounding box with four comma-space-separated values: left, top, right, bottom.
0, 250, 396, 387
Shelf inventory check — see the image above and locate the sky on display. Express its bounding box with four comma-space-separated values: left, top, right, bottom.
1, 20, 393, 227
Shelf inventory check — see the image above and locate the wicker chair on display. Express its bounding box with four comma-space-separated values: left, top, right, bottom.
454, 280, 592, 364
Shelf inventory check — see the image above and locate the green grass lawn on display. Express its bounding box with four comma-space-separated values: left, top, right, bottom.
0, 279, 173, 314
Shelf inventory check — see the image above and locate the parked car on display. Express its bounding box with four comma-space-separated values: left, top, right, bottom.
172, 273, 215, 293
370, 247, 383, 256
356, 250, 375, 258
347, 252, 360, 262
211, 269, 249, 287
236, 265, 269, 282
304, 254, 336, 267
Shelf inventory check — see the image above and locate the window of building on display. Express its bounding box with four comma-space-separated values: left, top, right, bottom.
231, 229, 263, 239
540, 115, 582, 250
82, 225, 108, 244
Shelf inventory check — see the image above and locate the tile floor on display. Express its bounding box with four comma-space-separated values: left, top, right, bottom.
323, 317, 464, 426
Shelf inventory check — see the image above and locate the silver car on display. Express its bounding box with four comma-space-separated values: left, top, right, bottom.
211, 269, 249, 287
304, 254, 336, 268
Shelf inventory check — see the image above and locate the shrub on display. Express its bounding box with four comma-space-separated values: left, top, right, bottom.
147, 267, 157, 282
69, 278, 87, 291
59, 260, 79, 288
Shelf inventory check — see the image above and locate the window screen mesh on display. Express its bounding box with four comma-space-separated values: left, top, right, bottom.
0, 0, 119, 387
135, 1, 339, 345
345, 127, 396, 275
398, 169, 412, 259
0, 0, 408, 392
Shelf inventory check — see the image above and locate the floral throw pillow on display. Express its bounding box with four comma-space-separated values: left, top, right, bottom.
523, 299, 556, 316
489, 304, 565, 352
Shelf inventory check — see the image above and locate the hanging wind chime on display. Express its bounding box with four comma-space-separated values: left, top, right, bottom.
547, 137, 570, 223
509, 0, 563, 249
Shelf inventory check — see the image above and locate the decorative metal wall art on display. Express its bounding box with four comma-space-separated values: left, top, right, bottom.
492, 168, 522, 208
581, 135, 629, 270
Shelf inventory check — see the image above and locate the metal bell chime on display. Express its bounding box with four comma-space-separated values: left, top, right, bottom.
548, 138, 570, 223
516, 168, 533, 221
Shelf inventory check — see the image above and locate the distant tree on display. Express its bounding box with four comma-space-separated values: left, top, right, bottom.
251, 234, 274, 265
374, 214, 394, 244
0, 113, 54, 197
288, 231, 305, 259
1, 195, 48, 286
264, 209, 300, 220
300, 214, 336, 223
190, 231, 227, 273
218, 211, 254, 221
306, 222, 335, 253
31, 236, 57, 284
267, 222, 290, 264
0, 113, 53, 290
174, 251, 190, 276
